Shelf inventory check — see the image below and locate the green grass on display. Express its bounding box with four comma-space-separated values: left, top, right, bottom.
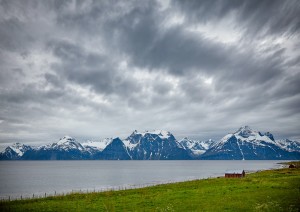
1, 167, 299, 211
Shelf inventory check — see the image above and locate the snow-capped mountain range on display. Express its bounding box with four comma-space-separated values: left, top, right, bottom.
1, 126, 299, 160
201, 126, 300, 160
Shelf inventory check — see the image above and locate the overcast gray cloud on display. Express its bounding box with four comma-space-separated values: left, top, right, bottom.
0, 0, 300, 148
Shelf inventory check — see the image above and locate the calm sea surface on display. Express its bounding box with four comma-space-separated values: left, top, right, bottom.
0, 160, 286, 199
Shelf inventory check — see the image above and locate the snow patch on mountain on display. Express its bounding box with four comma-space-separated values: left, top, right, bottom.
275, 139, 300, 152
7, 143, 30, 157
122, 139, 139, 150
178, 137, 215, 156
51, 136, 84, 151
81, 138, 112, 151
132, 130, 172, 139
219, 134, 234, 144
218, 126, 276, 147
201, 126, 300, 160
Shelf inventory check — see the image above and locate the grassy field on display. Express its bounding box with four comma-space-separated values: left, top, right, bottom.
1, 164, 299, 211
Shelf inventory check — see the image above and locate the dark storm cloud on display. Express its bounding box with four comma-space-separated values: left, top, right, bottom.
120, 26, 230, 75
52, 1, 214, 74
89, 2, 232, 76
0, 17, 32, 51
92, 0, 291, 91
44, 73, 64, 89
274, 73, 300, 98
47, 39, 139, 97
0, 0, 299, 146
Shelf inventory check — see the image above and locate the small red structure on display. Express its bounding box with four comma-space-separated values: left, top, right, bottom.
225, 170, 245, 178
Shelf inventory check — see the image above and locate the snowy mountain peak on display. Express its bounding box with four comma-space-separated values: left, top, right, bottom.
239, 125, 252, 130
131, 130, 172, 139
12, 142, 21, 146
148, 130, 172, 138
178, 137, 196, 149
263, 132, 275, 141
178, 137, 216, 157
7, 143, 31, 157
219, 133, 234, 143
275, 139, 300, 152
58, 135, 75, 142
53, 136, 84, 151
10, 142, 28, 148
228, 126, 275, 144
235, 126, 255, 138
81, 138, 112, 151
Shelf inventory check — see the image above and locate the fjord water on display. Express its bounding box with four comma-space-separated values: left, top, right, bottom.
0, 160, 285, 199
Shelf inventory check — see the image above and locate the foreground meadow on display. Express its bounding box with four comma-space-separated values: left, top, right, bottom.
1, 164, 299, 211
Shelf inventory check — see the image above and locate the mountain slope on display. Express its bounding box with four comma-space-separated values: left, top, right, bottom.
200, 126, 300, 160
81, 138, 112, 151
275, 139, 300, 152
0, 143, 32, 160
22, 136, 91, 160
124, 130, 191, 160
82, 138, 112, 156
98, 138, 131, 160
178, 137, 215, 157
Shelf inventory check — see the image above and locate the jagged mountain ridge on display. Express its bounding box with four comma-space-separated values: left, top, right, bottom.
0, 143, 32, 160
124, 130, 190, 160
275, 139, 300, 152
201, 126, 300, 160
0, 127, 299, 160
21, 136, 91, 160
178, 137, 215, 158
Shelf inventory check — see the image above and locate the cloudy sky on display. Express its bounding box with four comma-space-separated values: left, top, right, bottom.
0, 0, 300, 147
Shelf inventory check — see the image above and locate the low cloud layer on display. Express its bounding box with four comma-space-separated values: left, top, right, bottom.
0, 0, 299, 146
